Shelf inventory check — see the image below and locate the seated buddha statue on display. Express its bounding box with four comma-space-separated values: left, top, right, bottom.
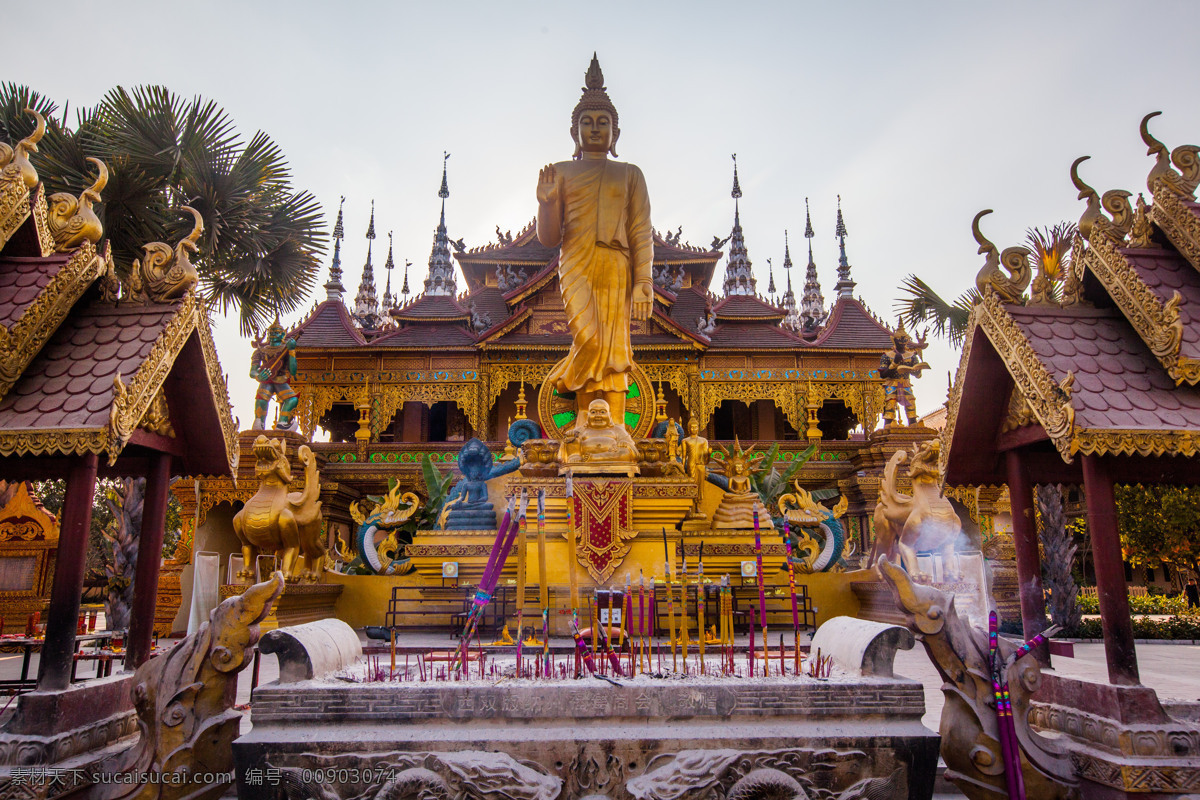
557, 398, 639, 471
711, 439, 770, 529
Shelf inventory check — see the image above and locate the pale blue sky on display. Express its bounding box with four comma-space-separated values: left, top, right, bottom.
10, 1, 1199, 425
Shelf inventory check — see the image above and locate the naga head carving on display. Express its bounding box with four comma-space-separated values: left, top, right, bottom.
878, 555, 947, 635
47, 157, 107, 251
208, 570, 285, 674
252, 435, 292, 484
136, 205, 202, 303
973, 210, 1031, 304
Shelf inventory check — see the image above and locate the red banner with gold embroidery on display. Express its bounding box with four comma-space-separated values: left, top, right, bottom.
568, 479, 635, 583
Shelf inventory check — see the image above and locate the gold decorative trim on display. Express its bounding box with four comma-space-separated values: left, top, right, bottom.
971, 292, 1076, 462
1150, 178, 1200, 276
192, 300, 241, 477
30, 184, 56, 257
1072, 428, 1197, 458
0, 239, 106, 398
0, 177, 30, 252
0, 428, 108, 458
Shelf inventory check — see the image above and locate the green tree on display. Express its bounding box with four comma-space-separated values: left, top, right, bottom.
0, 82, 326, 334
1114, 485, 1200, 581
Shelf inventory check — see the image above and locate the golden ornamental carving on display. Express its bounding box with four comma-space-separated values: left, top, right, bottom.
372, 381, 482, 440
0, 428, 108, 458
483, 362, 554, 413
0, 108, 45, 191
1140, 111, 1200, 199
0, 168, 31, 252
0, 482, 58, 544
1072, 429, 1197, 459
973, 292, 1076, 461
1071, 156, 1106, 244
696, 379, 802, 433
47, 157, 107, 251
138, 385, 176, 437
1150, 176, 1200, 275
1128, 193, 1159, 250
1081, 231, 1194, 383
0, 238, 106, 398
136, 206, 202, 303
999, 386, 1037, 433
973, 209, 1031, 304
639, 363, 690, 404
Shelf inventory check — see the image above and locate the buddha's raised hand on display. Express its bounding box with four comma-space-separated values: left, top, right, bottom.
537, 164, 559, 206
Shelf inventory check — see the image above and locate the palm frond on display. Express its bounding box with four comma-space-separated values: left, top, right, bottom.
894, 275, 976, 347
0, 83, 58, 143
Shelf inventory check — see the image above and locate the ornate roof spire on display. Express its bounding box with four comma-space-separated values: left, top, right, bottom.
722, 154, 757, 296
801, 198, 826, 328
324, 196, 346, 301
780, 230, 802, 332
401, 259, 411, 300
353, 200, 381, 327
424, 151, 458, 296
833, 194, 856, 299
382, 231, 396, 310
766, 257, 776, 298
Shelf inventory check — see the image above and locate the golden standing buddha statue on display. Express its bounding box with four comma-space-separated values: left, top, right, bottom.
536, 55, 653, 454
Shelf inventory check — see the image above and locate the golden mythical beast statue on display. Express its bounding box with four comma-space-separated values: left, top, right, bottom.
233, 435, 325, 583
870, 440, 964, 582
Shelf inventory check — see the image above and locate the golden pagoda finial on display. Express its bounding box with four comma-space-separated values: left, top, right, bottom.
514, 383, 528, 420
654, 381, 667, 423
0, 108, 46, 190
48, 157, 108, 251
972, 210, 1030, 304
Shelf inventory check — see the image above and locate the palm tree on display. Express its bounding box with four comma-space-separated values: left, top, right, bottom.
893, 222, 1076, 347
0, 83, 326, 334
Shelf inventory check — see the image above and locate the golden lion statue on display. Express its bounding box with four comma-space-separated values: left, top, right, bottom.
870, 440, 963, 582
233, 435, 325, 583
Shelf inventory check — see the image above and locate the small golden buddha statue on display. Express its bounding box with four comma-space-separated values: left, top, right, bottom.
711, 439, 770, 530
557, 398, 639, 473
682, 418, 710, 520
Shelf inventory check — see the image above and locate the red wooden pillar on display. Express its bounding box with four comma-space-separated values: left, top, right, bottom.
1081, 454, 1139, 685
1005, 450, 1049, 665
126, 452, 172, 670
37, 452, 99, 691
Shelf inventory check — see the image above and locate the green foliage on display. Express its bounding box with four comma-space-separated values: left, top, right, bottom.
1069, 615, 1200, 641
1078, 592, 1194, 616
0, 83, 326, 335
1113, 484, 1200, 575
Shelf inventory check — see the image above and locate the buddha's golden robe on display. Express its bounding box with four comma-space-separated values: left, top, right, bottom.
545, 158, 653, 395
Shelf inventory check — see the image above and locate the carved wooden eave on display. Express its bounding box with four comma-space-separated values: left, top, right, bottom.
0, 481, 58, 543
478, 306, 533, 346
954, 293, 1077, 465
1078, 233, 1197, 384
1149, 178, 1200, 276
502, 257, 560, 306
0, 240, 107, 398
0, 291, 239, 475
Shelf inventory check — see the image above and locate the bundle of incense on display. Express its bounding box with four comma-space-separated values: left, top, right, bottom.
537, 490, 549, 673
989, 612, 1024, 800
621, 574, 631, 650
592, 601, 627, 677
455, 497, 518, 669
719, 574, 730, 674
591, 596, 598, 667
696, 543, 705, 674
784, 527, 801, 674
679, 548, 689, 663
752, 509, 769, 673
570, 615, 599, 677
565, 475, 581, 674
638, 571, 647, 675
514, 489, 529, 677
661, 528, 677, 670
748, 586, 756, 677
